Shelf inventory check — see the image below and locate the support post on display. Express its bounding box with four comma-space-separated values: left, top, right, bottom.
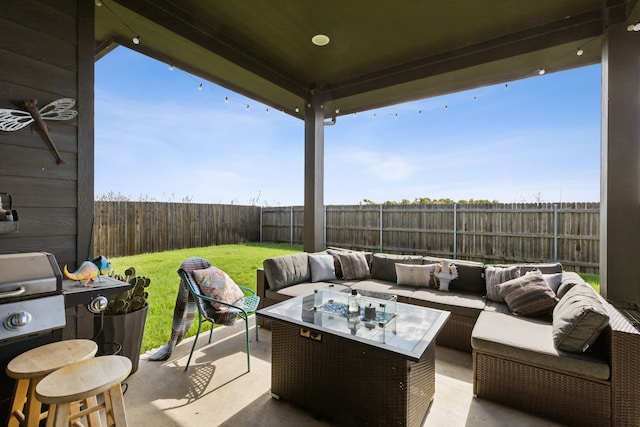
600, 21, 640, 305
303, 91, 325, 253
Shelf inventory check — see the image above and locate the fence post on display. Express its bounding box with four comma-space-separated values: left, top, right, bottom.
553, 203, 558, 262
323, 205, 327, 248
379, 205, 384, 253
259, 206, 263, 242
290, 206, 294, 245
453, 203, 457, 259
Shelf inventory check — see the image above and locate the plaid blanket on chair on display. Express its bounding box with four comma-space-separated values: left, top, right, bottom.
148, 257, 238, 361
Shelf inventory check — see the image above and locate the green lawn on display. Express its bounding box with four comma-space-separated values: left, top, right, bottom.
109, 243, 601, 354
108, 242, 302, 353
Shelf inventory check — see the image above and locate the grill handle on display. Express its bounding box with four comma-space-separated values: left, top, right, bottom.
0, 286, 26, 299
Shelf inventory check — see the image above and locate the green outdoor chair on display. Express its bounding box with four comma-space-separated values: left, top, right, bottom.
179, 269, 260, 372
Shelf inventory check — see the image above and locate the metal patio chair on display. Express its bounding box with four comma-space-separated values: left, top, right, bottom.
179, 269, 260, 372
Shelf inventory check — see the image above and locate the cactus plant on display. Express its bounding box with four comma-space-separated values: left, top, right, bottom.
106, 267, 150, 315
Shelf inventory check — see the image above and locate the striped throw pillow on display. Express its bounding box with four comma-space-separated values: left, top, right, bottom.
337, 252, 370, 280
485, 265, 520, 302
497, 269, 558, 316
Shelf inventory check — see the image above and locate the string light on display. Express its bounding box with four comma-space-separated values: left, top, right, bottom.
627, 23, 640, 31
225, 97, 229, 103
95, 0, 103, 5
538, 68, 546, 75
198, 83, 203, 90
168, 64, 174, 71
132, 35, 140, 45
576, 47, 584, 56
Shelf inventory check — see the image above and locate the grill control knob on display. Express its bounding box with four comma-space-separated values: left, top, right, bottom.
5, 311, 32, 330
88, 295, 108, 314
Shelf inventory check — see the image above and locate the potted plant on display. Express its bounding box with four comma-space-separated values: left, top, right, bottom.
94, 267, 150, 374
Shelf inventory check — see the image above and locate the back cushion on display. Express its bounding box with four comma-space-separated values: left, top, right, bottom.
423, 256, 485, 295
518, 262, 563, 275
553, 284, 609, 352
370, 253, 423, 282
263, 253, 310, 291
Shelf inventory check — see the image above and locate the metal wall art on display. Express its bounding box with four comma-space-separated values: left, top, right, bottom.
0, 98, 78, 164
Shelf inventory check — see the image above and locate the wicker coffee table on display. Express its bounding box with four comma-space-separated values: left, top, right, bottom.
257, 289, 449, 427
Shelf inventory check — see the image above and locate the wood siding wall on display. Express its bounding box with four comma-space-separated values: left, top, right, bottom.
93, 202, 261, 257
0, 0, 93, 268
261, 203, 600, 273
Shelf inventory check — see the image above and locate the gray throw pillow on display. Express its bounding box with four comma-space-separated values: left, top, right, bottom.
497, 269, 558, 316
552, 284, 609, 353
485, 265, 520, 302
308, 253, 337, 282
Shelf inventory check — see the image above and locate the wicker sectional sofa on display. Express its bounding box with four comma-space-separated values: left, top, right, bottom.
256, 249, 640, 427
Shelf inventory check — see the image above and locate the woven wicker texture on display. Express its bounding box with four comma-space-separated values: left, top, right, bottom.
474, 352, 611, 426
271, 321, 435, 426
605, 298, 640, 426
435, 314, 475, 352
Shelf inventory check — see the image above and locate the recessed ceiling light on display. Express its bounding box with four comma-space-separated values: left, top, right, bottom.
312, 34, 330, 46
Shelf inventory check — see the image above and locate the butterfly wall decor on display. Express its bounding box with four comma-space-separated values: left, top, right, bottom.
0, 98, 78, 164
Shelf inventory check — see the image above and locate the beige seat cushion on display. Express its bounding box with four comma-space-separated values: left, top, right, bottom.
472, 311, 610, 381
267, 281, 350, 301
410, 288, 485, 318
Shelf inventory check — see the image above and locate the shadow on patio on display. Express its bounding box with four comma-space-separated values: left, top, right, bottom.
122, 317, 563, 426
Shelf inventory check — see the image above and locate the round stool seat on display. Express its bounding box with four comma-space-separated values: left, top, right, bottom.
6, 339, 98, 427
6, 339, 98, 379
36, 355, 131, 405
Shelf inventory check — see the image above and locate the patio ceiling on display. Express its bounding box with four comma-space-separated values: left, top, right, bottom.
95, 0, 638, 119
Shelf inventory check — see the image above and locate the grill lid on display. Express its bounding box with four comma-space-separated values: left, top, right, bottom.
0, 252, 62, 300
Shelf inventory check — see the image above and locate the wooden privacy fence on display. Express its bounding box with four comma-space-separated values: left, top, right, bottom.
93, 201, 260, 257
260, 203, 600, 273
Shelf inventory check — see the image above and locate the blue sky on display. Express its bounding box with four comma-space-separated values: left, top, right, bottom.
95, 47, 601, 206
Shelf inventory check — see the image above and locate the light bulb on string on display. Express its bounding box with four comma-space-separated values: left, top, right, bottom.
246, 104, 250, 111
634, 23, 640, 31
198, 83, 203, 90
576, 47, 584, 56
294, 107, 299, 113
132, 35, 141, 45
538, 68, 546, 75
95, 0, 103, 6
224, 97, 229, 103
168, 64, 174, 71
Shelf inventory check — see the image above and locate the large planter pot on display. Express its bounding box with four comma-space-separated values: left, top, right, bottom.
95, 303, 148, 375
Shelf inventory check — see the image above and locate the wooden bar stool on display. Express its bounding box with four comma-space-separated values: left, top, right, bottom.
6, 339, 98, 427
36, 355, 131, 427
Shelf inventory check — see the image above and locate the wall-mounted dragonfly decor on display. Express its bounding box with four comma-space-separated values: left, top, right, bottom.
0, 98, 78, 164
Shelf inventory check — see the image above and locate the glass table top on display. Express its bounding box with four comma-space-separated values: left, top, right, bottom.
258, 288, 450, 361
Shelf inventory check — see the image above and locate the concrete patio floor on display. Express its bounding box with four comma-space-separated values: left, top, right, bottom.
122, 317, 564, 426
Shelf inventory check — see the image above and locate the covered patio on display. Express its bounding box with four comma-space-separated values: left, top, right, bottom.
92, 0, 640, 307
1, 1, 640, 426
124, 320, 562, 426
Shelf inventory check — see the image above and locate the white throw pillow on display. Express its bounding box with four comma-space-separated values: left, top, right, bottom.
395, 263, 435, 287
308, 253, 337, 282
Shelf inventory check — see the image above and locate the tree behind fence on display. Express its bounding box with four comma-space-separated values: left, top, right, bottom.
260, 202, 600, 273
93, 201, 261, 257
